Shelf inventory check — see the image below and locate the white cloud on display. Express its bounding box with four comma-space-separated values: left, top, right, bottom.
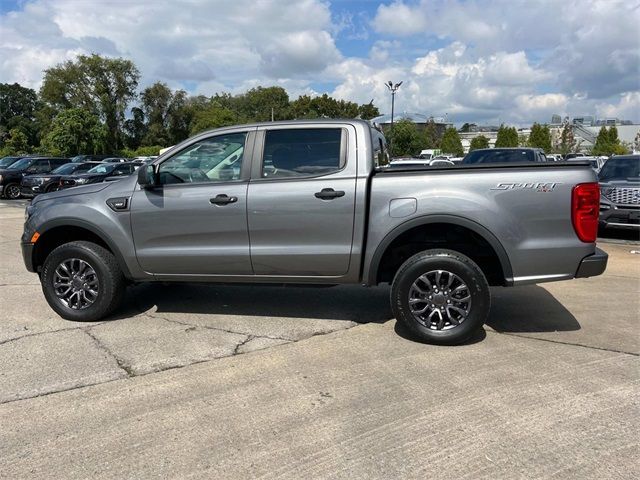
0, 0, 638, 125
371, 1, 428, 36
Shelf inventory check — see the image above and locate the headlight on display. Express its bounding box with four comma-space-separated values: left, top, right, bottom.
38, 177, 51, 183
600, 186, 612, 197
75, 178, 89, 184
0, 174, 3, 182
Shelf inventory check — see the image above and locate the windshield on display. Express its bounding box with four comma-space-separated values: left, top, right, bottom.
598, 157, 640, 182
86, 164, 115, 174
7, 158, 32, 170
51, 163, 78, 175
0, 156, 20, 168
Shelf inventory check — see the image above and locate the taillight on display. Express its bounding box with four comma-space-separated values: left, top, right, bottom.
572, 183, 599, 242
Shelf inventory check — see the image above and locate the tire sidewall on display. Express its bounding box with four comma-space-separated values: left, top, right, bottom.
392, 250, 490, 345
41, 243, 117, 321
4, 183, 20, 199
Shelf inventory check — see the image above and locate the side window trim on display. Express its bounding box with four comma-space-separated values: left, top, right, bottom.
251, 127, 348, 182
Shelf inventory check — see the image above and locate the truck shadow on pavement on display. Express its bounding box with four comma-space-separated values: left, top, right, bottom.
486, 285, 580, 333
114, 283, 580, 340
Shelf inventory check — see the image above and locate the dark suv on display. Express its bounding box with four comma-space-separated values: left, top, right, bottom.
0, 157, 69, 199
58, 161, 142, 190
462, 148, 548, 164
598, 155, 640, 231
20, 162, 102, 197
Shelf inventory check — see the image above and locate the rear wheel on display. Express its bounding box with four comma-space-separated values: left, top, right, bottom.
41, 241, 125, 321
3, 183, 20, 199
391, 249, 490, 345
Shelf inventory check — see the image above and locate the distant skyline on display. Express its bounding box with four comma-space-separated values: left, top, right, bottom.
1, 0, 639, 125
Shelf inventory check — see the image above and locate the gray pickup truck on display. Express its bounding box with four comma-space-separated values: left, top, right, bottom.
21, 120, 607, 345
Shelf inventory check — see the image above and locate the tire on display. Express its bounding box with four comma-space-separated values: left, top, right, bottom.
3, 183, 21, 199
41, 241, 126, 321
391, 249, 490, 345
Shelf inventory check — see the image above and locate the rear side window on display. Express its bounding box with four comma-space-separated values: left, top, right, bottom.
262, 128, 344, 178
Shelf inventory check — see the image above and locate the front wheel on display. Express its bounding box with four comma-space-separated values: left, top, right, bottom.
41, 241, 126, 321
391, 249, 490, 345
3, 183, 21, 199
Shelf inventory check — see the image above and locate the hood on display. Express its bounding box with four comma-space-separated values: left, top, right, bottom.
31, 182, 111, 206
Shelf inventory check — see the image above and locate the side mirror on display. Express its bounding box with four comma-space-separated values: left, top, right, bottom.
137, 164, 157, 188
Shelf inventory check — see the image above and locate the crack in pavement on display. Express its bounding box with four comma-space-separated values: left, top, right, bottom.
486, 329, 640, 357
82, 328, 135, 377
0, 325, 101, 346
0, 322, 347, 406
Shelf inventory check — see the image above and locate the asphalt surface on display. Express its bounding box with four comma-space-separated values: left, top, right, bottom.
0, 199, 638, 479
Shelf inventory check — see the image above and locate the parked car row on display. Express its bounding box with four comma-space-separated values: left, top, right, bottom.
0, 155, 145, 199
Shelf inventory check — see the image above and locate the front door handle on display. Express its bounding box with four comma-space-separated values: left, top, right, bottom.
210, 194, 238, 205
314, 188, 345, 200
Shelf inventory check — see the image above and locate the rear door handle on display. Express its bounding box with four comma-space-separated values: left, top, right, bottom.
314, 188, 345, 200
210, 194, 238, 205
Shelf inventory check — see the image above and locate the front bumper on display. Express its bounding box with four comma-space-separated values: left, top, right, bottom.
600, 201, 640, 230
575, 247, 608, 278
21, 242, 36, 272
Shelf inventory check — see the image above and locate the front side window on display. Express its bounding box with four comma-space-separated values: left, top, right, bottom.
262, 128, 343, 178
158, 132, 247, 184
87, 164, 115, 174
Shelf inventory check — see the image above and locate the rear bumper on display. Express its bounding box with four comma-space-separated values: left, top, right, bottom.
575, 247, 608, 278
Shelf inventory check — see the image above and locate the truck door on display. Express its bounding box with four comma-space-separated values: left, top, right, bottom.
130, 130, 254, 275
247, 126, 357, 276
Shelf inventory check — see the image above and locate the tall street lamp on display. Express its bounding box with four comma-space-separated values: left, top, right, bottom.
385, 80, 403, 134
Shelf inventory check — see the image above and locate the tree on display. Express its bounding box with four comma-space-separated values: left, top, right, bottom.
0, 128, 29, 155
387, 119, 423, 157
469, 135, 489, 151
592, 126, 628, 156
40, 54, 140, 151
0, 83, 40, 147
423, 119, 440, 148
440, 127, 464, 156
123, 107, 146, 150
357, 100, 380, 120
555, 120, 577, 155
494, 125, 519, 147
528, 123, 552, 152
288, 93, 362, 119
190, 105, 238, 135
235, 86, 290, 122
41, 108, 106, 156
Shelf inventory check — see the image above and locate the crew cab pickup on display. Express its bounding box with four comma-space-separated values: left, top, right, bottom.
22, 120, 607, 344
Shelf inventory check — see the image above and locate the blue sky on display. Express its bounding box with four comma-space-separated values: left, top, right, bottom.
1, 0, 638, 125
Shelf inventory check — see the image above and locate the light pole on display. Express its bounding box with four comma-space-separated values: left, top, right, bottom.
385, 80, 402, 134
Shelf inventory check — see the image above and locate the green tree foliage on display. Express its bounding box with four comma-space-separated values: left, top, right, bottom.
440, 127, 464, 156
387, 119, 424, 157
592, 126, 628, 155
423, 119, 440, 148
0, 128, 30, 155
0, 83, 40, 147
190, 104, 238, 135
528, 123, 552, 152
138, 82, 193, 146
357, 101, 380, 120
233, 86, 290, 122
40, 54, 139, 151
469, 135, 489, 151
494, 125, 519, 147
41, 108, 106, 156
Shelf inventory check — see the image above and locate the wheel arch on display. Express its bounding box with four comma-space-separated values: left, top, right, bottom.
367, 215, 513, 286
32, 218, 133, 279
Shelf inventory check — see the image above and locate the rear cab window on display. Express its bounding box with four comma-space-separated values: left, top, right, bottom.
261, 128, 345, 179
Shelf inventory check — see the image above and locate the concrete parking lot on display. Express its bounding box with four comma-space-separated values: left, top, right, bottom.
0, 199, 638, 479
